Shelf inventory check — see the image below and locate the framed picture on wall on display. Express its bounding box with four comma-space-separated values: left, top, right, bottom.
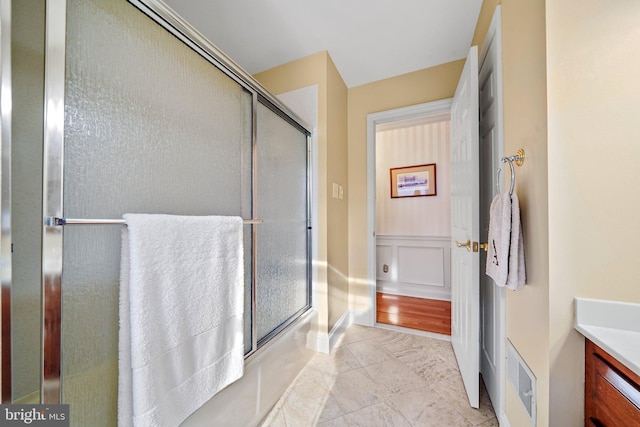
390, 163, 437, 198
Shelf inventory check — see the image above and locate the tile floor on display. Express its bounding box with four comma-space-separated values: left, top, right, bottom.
261, 325, 498, 427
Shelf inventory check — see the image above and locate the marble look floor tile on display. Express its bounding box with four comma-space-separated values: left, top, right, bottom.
312, 346, 362, 379
440, 351, 461, 372
430, 374, 499, 426
337, 325, 385, 346
345, 340, 393, 366
292, 358, 329, 386
399, 349, 459, 383
364, 358, 429, 395
377, 331, 421, 356
281, 377, 331, 426
318, 392, 344, 422
377, 330, 449, 359
392, 342, 439, 364
342, 402, 412, 427
394, 394, 474, 427
436, 382, 493, 426
433, 371, 468, 400
388, 385, 441, 419
329, 367, 388, 413
317, 416, 350, 427
365, 326, 400, 343
262, 325, 497, 427
260, 408, 286, 427
428, 336, 454, 350
478, 416, 500, 426
478, 380, 498, 422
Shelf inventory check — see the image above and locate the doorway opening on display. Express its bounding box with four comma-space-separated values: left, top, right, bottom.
365, 99, 452, 331
373, 111, 453, 336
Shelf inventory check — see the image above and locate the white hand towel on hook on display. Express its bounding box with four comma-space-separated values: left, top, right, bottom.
486, 192, 526, 290
486, 192, 512, 286
506, 193, 526, 290
119, 214, 244, 427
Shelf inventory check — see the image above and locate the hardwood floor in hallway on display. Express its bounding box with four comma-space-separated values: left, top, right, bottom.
261, 325, 497, 426
376, 293, 452, 336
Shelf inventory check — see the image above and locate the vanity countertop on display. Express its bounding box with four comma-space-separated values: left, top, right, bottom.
574, 297, 640, 378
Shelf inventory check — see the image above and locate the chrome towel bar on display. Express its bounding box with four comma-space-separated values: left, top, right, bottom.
46, 217, 263, 226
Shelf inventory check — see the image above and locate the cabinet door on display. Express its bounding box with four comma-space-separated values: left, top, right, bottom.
585, 340, 640, 427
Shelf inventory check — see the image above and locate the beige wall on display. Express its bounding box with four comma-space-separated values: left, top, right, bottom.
546, 0, 640, 425
502, 0, 550, 425
347, 61, 464, 315
471, 0, 501, 51
326, 55, 350, 330
474, 1, 551, 425
254, 51, 350, 334
476, 1, 640, 425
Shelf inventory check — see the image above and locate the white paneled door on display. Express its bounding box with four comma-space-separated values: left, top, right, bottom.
479, 7, 505, 418
450, 45, 480, 408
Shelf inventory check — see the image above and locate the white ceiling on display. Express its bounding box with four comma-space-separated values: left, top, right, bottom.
162, 0, 483, 88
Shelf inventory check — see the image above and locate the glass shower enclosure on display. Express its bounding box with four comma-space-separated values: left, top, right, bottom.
3, 0, 312, 424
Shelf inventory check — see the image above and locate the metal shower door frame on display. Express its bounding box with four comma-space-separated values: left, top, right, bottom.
40, 0, 312, 404
0, 0, 12, 404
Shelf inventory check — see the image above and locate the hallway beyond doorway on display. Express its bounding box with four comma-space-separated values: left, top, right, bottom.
376, 293, 451, 335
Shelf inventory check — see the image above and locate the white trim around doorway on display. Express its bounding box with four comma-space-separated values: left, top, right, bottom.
362, 99, 452, 327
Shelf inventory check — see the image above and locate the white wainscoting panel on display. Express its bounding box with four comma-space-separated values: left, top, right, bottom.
397, 246, 445, 286
376, 235, 451, 301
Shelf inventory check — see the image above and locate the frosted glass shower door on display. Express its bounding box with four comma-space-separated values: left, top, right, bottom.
61, 0, 252, 423
255, 102, 310, 344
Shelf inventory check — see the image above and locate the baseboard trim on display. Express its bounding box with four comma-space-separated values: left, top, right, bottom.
351, 309, 374, 327
499, 413, 510, 427
307, 310, 353, 354
328, 310, 352, 352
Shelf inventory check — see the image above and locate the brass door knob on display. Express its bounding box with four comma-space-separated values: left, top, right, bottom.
455, 240, 471, 252
479, 243, 488, 252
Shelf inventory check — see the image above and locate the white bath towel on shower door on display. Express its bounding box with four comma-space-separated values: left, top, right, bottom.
119, 214, 244, 427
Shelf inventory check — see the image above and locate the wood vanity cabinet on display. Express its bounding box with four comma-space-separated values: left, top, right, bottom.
585, 339, 640, 427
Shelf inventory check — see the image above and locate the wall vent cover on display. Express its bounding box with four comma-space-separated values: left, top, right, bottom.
507, 339, 536, 426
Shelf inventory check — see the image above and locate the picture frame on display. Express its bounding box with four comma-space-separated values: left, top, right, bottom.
390, 163, 437, 198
